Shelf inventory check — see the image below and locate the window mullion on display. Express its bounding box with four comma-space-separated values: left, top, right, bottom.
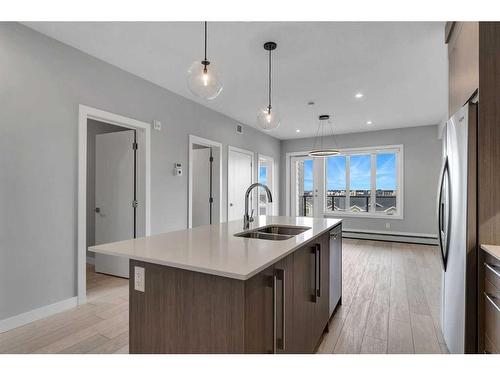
345, 155, 350, 213
370, 153, 376, 214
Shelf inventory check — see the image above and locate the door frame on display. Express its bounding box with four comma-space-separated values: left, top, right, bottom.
227, 145, 255, 221
188, 135, 223, 228
257, 153, 276, 215
78, 105, 151, 305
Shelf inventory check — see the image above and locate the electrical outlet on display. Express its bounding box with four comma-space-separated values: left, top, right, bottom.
385, 222, 391, 229
134, 266, 145, 292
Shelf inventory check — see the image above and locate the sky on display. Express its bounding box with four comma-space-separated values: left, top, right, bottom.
302, 153, 397, 192
259, 166, 267, 185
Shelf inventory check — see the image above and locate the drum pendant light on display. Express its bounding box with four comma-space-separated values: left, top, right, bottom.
187, 21, 223, 100
257, 42, 280, 131
308, 115, 340, 157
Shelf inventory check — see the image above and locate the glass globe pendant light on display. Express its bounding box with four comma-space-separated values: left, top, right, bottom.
308, 115, 340, 157
257, 42, 280, 131
187, 22, 223, 100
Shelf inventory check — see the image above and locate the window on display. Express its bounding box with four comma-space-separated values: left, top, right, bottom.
325, 156, 346, 212
376, 153, 398, 215
324, 146, 402, 217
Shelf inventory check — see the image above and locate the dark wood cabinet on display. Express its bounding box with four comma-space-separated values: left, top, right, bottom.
313, 234, 330, 343
290, 243, 316, 353
244, 265, 275, 353
129, 229, 340, 353
273, 253, 294, 353
446, 22, 479, 116
478, 248, 500, 354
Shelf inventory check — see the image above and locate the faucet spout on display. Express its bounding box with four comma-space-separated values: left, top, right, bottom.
243, 183, 273, 230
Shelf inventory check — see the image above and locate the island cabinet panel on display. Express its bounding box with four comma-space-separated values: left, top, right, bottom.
313, 233, 331, 343
129, 260, 246, 354
243, 265, 275, 353
290, 243, 316, 353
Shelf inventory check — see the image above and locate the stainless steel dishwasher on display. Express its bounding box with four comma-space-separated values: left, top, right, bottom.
329, 224, 342, 317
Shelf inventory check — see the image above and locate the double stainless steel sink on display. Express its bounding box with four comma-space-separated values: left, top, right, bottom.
234, 225, 311, 241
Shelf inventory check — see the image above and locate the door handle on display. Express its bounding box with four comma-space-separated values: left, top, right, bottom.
95, 207, 105, 217
436, 156, 450, 271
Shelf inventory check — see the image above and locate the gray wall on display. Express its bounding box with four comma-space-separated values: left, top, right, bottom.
86, 119, 129, 259
280, 125, 442, 235
0, 23, 280, 320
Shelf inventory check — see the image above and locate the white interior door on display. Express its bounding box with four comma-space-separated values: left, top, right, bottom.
228, 148, 253, 221
192, 147, 212, 227
95, 130, 135, 278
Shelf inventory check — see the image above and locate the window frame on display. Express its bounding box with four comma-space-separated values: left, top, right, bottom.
323, 144, 404, 220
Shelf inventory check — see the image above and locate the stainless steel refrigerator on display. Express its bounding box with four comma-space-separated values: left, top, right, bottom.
437, 100, 478, 354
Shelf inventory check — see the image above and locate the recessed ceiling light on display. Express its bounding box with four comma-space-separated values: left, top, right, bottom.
366, 121, 373, 125
355, 93, 364, 99
296, 129, 301, 133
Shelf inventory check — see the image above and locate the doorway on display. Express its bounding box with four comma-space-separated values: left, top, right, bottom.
258, 154, 275, 215
188, 135, 222, 228
227, 146, 254, 222
78, 105, 151, 305
89, 121, 138, 278
290, 155, 319, 217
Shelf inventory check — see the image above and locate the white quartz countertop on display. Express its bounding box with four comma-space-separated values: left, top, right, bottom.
481, 244, 500, 261
89, 216, 342, 280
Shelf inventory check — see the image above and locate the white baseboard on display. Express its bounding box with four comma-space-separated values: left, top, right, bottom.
86, 255, 95, 265
342, 228, 438, 245
0, 297, 78, 333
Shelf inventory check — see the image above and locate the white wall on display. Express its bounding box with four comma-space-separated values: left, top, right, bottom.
0, 23, 280, 320
280, 125, 442, 236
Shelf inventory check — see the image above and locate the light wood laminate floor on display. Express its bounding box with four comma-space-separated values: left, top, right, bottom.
0, 239, 447, 354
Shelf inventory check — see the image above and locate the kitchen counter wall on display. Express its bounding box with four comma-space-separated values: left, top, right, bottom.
279, 124, 443, 237
0, 23, 280, 321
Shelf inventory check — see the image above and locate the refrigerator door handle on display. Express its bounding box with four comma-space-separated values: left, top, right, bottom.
437, 156, 451, 271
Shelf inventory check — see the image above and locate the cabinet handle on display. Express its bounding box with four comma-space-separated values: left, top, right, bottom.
277, 269, 286, 351
485, 262, 500, 279
312, 243, 320, 302
317, 244, 321, 298
273, 272, 277, 353
485, 292, 500, 313
273, 269, 286, 352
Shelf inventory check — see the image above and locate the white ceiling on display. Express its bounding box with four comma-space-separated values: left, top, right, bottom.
23, 22, 447, 140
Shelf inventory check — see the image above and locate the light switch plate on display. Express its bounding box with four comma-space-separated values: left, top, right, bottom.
153, 120, 162, 131
134, 266, 145, 292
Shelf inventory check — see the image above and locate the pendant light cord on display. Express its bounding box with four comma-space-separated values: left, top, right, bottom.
268, 47, 272, 112
204, 21, 208, 62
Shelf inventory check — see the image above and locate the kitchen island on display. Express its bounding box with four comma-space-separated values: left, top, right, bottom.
90, 216, 342, 354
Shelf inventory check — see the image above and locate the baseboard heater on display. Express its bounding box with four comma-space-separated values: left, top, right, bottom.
342, 230, 438, 245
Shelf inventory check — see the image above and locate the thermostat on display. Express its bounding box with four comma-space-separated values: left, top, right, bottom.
174, 163, 183, 176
